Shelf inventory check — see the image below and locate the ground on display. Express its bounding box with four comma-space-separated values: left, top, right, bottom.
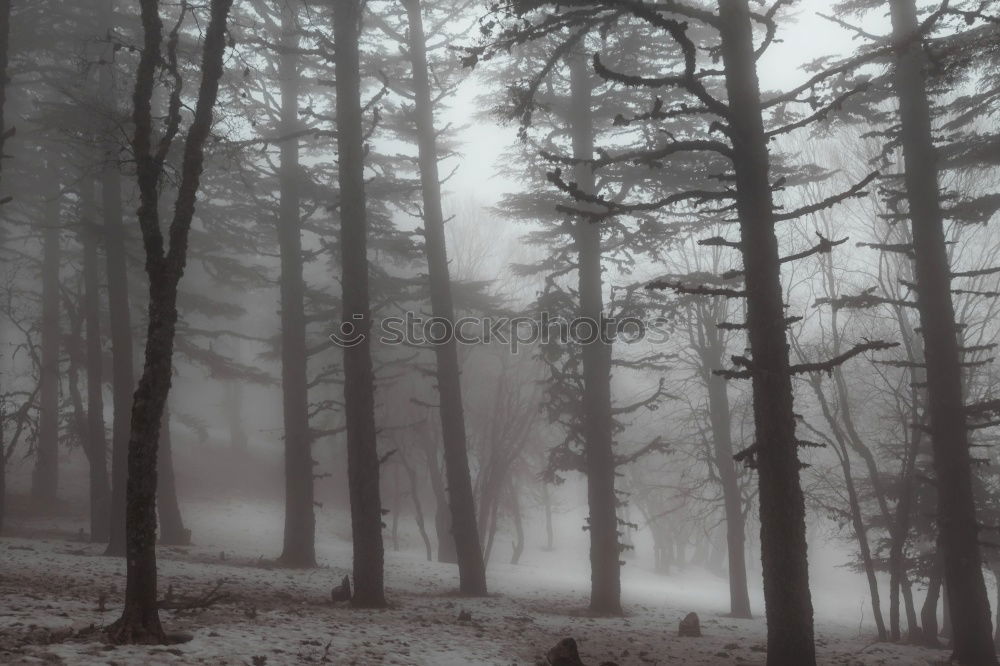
0, 499, 952, 665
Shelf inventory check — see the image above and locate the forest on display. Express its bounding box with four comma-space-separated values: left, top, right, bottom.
0, 0, 998, 664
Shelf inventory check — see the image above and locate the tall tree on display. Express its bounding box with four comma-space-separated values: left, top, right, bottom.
100, 0, 136, 557
275, 0, 316, 569
80, 175, 110, 542
31, 169, 61, 507
399, 0, 487, 596
887, 0, 996, 661
566, 46, 621, 615
332, 0, 387, 608
108, 0, 234, 643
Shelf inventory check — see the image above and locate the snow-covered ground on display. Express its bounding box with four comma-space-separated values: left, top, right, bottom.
0, 499, 950, 665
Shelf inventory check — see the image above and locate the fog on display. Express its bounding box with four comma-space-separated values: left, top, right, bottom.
1, 0, 998, 665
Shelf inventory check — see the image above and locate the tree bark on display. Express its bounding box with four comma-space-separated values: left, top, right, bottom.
701, 336, 752, 618
100, 0, 134, 558
403, 0, 487, 596
401, 452, 433, 561
716, 1, 815, 662
81, 176, 110, 542
509, 479, 525, 565
107, 0, 233, 644
424, 437, 457, 563
568, 46, 621, 617
32, 171, 61, 508
922, 568, 942, 647
332, 0, 386, 608
888, 1, 997, 662
276, 0, 316, 569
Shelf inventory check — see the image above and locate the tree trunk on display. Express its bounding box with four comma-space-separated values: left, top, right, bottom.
568, 47, 621, 617
276, 0, 316, 569
922, 570, 942, 647
402, 453, 433, 561
107, 0, 233, 644
542, 483, 554, 551
840, 447, 888, 640
81, 177, 110, 542
333, 0, 386, 608
156, 405, 188, 545
717, 1, 815, 662
509, 479, 524, 565
101, 0, 134, 558
32, 172, 61, 508
704, 349, 752, 617
425, 439, 457, 563
403, 0, 487, 596
888, 1, 996, 662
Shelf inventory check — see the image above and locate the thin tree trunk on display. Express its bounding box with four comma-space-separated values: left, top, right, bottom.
156, 405, 188, 545
107, 0, 233, 643
888, 1, 996, 662
101, 0, 134, 557
81, 177, 110, 542
402, 453, 432, 561
276, 0, 316, 569
32, 172, 61, 507
509, 479, 524, 565
403, 0, 487, 596
922, 569, 942, 647
717, 1, 815, 662
333, 0, 386, 608
425, 439, 456, 563
839, 445, 888, 640
568, 47, 621, 617
704, 348, 752, 618
542, 484, 554, 551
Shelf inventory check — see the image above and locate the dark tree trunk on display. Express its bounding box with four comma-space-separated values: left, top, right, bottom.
403, 0, 487, 596
838, 445, 888, 641
276, 1, 316, 569
922, 569, 942, 647
156, 405, 188, 545
332, 0, 386, 608
422, 436, 457, 563
568, 47, 621, 617
717, 1, 815, 662
81, 177, 110, 542
32, 174, 61, 508
888, 1, 997, 662
101, 0, 134, 558
107, 0, 233, 644
0, 0, 8, 536
703, 346, 752, 618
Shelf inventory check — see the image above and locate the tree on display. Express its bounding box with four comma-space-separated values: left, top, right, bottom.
108, 0, 234, 643
30, 167, 61, 508
886, 1, 996, 660
274, 0, 316, 569
332, 0, 387, 609
398, 0, 488, 597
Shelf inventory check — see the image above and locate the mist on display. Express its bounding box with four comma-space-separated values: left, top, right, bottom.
1, 0, 998, 665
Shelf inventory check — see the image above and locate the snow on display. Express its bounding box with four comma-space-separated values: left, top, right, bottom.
0, 499, 951, 665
